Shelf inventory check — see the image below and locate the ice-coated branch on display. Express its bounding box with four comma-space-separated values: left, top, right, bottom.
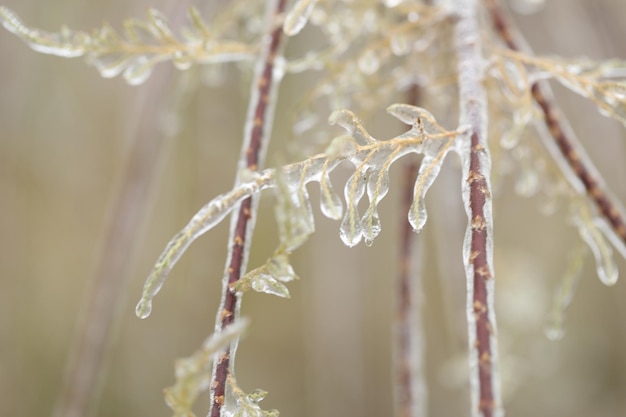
0, 6, 255, 85
136, 106, 461, 320
485, 0, 626, 263
446, 0, 503, 416
209, 1, 288, 416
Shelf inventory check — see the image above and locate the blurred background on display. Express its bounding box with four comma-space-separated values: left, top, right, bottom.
1, 0, 626, 416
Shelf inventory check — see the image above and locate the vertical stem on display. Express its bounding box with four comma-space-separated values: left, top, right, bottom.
485, 0, 626, 246
208, 1, 287, 416
448, 1, 502, 416
395, 85, 427, 417
51, 70, 174, 417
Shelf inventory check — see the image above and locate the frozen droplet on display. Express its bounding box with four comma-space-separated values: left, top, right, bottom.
135, 299, 152, 319
358, 49, 380, 75
123, 55, 154, 85
340, 170, 368, 247
544, 325, 565, 341
173, 50, 193, 70
251, 275, 290, 298
545, 244, 584, 341
576, 215, 618, 286
284, 0, 318, 36
92, 52, 130, 78
408, 153, 448, 233
390, 34, 411, 56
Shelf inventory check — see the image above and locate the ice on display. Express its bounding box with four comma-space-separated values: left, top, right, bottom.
576, 215, 619, 286
544, 246, 584, 341
408, 149, 450, 233
283, 0, 319, 36
358, 49, 380, 75
123, 55, 155, 86
0, 6, 86, 58
319, 169, 344, 220
135, 172, 273, 319
91, 52, 131, 78
340, 169, 369, 246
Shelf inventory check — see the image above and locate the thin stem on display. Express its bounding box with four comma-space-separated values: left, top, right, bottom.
51, 70, 174, 417
449, 1, 502, 416
208, 1, 287, 417
485, 0, 626, 244
395, 85, 427, 417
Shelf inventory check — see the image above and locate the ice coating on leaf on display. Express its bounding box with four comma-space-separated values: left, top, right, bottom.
283, 0, 319, 36
340, 168, 369, 246
164, 319, 249, 417
576, 214, 619, 286
135, 172, 273, 319
319, 165, 344, 220
328, 109, 375, 146
408, 138, 454, 233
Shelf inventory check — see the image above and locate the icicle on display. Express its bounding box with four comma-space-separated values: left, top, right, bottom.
328, 109, 375, 146
283, 0, 319, 36
319, 163, 344, 220
123, 55, 157, 86
135, 172, 273, 319
408, 140, 453, 233
575, 212, 619, 286
340, 168, 369, 247
545, 245, 585, 341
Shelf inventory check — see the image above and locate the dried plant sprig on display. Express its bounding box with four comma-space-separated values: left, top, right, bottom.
0, 6, 255, 85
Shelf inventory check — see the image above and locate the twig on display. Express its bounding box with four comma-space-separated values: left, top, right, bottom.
395, 85, 427, 417
208, 1, 287, 417
485, 0, 626, 244
448, 1, 502, 416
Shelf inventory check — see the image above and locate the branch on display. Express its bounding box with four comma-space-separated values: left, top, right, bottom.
485, 0, 626, 250
209, 1, 287, 416
447, 1, 503, 416
395, 85, 427, 417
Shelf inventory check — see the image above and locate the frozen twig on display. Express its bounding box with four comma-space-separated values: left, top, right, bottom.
208, 1, 287, 417
485, 0, 626, 248
447, 0, 503, 416
395, 85, 427, 417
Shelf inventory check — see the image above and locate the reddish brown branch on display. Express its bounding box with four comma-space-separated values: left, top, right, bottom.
209, 1, 287, 417
451, 3, 501, 416
485, 0, 626, 243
